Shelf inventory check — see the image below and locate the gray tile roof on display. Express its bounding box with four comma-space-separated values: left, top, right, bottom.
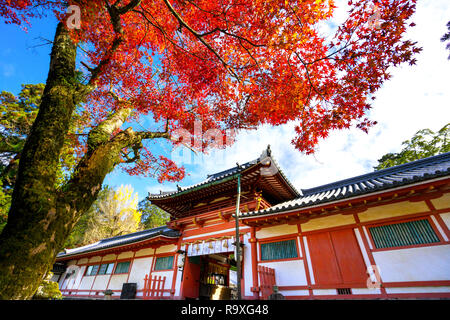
147, 146, 300, 199
240, 152, 450, 219
56, 226, 180, 259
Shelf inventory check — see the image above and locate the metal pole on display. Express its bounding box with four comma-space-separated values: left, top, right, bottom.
234, 174, 241, 300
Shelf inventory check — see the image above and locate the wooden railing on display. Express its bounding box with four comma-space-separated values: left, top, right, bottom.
258, 266, 276, 300
143, 274, 171, 299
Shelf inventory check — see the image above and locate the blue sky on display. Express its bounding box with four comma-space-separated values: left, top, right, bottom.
1, 1, 449, 203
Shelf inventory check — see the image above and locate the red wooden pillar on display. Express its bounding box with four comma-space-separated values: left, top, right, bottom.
250, 227, 259, 299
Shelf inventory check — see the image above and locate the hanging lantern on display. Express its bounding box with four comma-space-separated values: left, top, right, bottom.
176, 250, 186, 271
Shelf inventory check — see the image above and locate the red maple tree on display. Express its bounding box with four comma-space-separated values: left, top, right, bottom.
0, 0, 420, 299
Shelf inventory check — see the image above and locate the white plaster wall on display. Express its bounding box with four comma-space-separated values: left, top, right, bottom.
353, 228, 376, 283
62, 269, 77, 290
352, 288, 382, 295
313, 289, 337, 295
241, 233, 253, 297
92, 275, 110, 291
373, 244, 450, 282
259, 260, 308, 286
78, 276, 95, 291
281, 289, 309, 297
431, 215, 449, 241
386, 286, 450, 294
174, 267, 183, 298
127, 257, 153, 286
107, 274, 128, 290
440, 212, 450, 231
59, 260, 79, 290
302, 236, 315, 285
73, 265, 85, 290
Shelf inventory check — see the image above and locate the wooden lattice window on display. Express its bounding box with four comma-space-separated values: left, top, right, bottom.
260, 239, 298, 261
369, 218, 440, 249
98, 263, 114, 275
114, 261, 131, 274
85, 264, 99, 276
154, 256, 174, 271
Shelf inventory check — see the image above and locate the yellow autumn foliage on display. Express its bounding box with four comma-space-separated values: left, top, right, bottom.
82, 184, 142, 244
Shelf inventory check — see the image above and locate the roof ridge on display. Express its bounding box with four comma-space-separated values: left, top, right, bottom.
302, 152, 450, 196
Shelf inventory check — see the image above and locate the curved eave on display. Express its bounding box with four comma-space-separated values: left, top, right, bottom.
147, 155, 300, 202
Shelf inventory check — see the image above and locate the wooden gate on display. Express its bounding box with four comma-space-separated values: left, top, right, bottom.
143, 274, 169, 299
258, 266, 276, 300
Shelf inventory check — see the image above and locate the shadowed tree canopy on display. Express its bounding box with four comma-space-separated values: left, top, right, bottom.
0, 0, 422, 299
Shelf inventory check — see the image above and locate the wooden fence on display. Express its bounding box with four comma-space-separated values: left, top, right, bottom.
258, 266, 276, 300
143, 274, 171, 299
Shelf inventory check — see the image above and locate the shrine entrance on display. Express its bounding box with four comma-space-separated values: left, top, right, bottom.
181, 237, 238, 300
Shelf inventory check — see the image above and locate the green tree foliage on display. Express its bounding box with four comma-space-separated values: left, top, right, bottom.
0, 84, 82, 232
31, 272, 62, 300
138, 198, 170, 230
0, 84, 43, 231
374, 123, 450, 170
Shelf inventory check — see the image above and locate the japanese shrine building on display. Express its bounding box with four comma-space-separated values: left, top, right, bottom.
54, 148, 450, 299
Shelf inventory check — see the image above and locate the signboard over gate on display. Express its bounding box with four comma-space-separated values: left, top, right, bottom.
186, 237, 236, 256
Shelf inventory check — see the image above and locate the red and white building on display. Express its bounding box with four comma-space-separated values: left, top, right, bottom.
54, 148, 450, 299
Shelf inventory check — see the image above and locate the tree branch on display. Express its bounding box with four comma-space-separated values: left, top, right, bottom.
161, 0, 241, 81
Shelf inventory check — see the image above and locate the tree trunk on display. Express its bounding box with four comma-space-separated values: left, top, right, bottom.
0, 21, 90, 299
0, 21, 167, 299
